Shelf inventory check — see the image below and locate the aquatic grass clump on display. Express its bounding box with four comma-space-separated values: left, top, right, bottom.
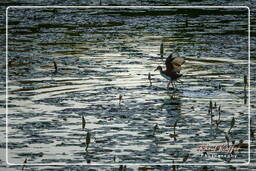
53, 60, 58, 73
208, 101, 213, 124
21, 158, 27, 171
153, 123, 159, 136
215, 105, 221, 129
218, 83, 221, 90
85, 132, 91, 152
210, 113, 213, 125
160, 42, 164, 58
244, 75, 248, 104
250, 119, 255, 138
182, 154, 189, 163
209, 100, 213, 114
228, 117, 235, 134
82, 116, 86, 130
172, 160, 176, 171
169, 120, 178, 141
224, 117, 235, 147
244, 75, 247, 91
202, 151, 208, 157
251, 129, 255, 138
119, 94, 122, 106
148, 72, 152, 87
119, 165, 127, 171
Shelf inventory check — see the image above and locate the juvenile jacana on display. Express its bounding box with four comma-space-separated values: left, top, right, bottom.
155, 52, 185, 89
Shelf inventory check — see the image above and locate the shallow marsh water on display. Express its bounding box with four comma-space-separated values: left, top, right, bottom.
4, 6, 251, 166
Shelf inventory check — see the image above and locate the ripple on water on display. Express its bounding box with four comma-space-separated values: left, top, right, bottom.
6, 7, 249, 165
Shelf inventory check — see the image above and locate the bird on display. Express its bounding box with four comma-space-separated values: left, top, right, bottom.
154, 52, 185, 89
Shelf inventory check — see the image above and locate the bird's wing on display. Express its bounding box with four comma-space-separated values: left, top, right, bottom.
172, 52, 180, 58
165, 53, 175, 67
171, 57, 185, 72
165, 52, 185, 72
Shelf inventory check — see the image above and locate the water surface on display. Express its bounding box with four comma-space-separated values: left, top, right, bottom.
5, 7, 250, 165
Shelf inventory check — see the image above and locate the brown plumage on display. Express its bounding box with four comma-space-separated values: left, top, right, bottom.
155, 52, 185, 89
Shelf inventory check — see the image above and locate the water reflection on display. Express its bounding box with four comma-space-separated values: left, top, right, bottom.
6, 7, 249, 164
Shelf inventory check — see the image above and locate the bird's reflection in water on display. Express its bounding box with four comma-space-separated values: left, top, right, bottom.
159, 90, 184, 142
161, 90, 182, 117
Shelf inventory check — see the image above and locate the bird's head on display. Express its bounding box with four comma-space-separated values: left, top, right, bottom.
154, 66, 162, 72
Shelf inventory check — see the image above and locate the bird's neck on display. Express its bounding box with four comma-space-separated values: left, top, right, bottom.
158, 68, 163, 73
159, 69, 165, 74
159, 70, 168, 77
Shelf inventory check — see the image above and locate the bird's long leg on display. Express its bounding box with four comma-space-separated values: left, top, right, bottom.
167, 81, 171, 90
171, 81, 175, 89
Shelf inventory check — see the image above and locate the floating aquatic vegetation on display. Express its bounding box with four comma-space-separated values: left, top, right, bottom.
250, 119, 255, 138
86, 159, 91, 164
21, 158, 27, 171
209, 100, 214, 125
153, 123, 159, 136
119, 165, 127, 171
82, 116, 86, 130
229, 166, 237, 170
228, 117, 235, 134
243, 75, 248, 104
251, 130, 255, 138
148, 72, 152, 87
53, 60, 58, 73
85, 132, 91, 152
201, 166, 208, 171
243, 75, 247, 91
119, 94, 122, 106
172, 160, 176, 171
182, 154, 189, 163
170, 120, 178, 141
160, 42, 164, 58
209, 100, 213, 114
215, 105, 221, 129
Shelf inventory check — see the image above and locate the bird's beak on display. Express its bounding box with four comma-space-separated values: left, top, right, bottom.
154, 68, 158, 71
